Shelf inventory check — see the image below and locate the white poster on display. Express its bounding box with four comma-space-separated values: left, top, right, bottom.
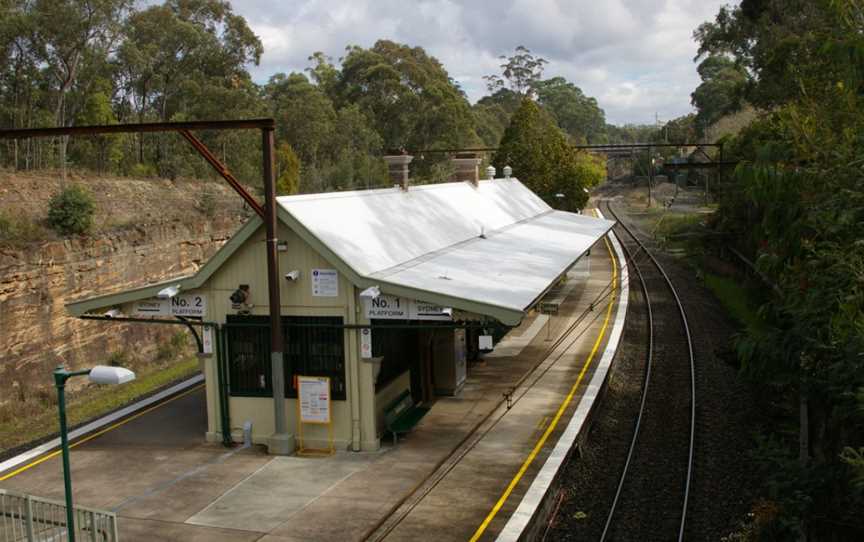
311, 269, 339, 297
360, 328, 373, 358
298, 376, 331, 424
131, 294, 206, 318
202, 326, 214, 355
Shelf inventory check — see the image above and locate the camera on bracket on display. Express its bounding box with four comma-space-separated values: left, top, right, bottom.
230, 284, 251, 314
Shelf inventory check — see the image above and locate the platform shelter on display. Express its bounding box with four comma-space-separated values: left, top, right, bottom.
66, 177, 613, 454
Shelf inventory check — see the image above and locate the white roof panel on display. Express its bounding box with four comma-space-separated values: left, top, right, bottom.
277, 179, 550, 276
371, 211, 613, 312
277, 179, 614, 323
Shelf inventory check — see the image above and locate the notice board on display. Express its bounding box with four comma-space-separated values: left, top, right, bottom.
297, 376, 331, 424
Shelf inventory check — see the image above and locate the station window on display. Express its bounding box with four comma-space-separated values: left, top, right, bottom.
225, 315, 346, 400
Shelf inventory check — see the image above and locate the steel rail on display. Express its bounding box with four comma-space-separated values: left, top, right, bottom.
599, 201, 654, 542
601, 201, 696, 542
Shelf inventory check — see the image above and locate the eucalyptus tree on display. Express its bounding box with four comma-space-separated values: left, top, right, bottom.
336, 40, 476, 151
533, 77, 606, 143
483, 45, 548, 96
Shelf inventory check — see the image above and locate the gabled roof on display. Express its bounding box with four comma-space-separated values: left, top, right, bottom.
67, 178, 614, 325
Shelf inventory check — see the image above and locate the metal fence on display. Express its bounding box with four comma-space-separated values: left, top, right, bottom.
0, 488, 118, 542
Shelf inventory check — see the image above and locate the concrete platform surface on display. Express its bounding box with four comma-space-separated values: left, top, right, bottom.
0, 238, 618, 542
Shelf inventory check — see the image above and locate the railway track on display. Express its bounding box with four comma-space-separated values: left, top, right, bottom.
599, 200, 696, 541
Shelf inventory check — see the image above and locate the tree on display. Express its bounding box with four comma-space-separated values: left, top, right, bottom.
484, 45, 547, 96
275, 143, 300, 195
336, 40, 476, 151
493, 98, 603, 211
690, 55, 746, 133
28, 0, 132, 178
533, 77, 607, 143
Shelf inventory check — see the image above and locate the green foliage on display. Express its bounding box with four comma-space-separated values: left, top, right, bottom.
533, 77, 606, 143
0, 210, 48, 245
46, 184, 95, 236
197, 188, 217, 217
698, 0, 864, 532
336, 40, 476, 151
275, 143, 300, 195
493, 99, 604, 211
690, 55, 746, 133
484, 45, 548, 95
157, 330, 188, 361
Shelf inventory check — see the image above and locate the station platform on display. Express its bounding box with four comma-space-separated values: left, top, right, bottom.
0, 228, 623, 542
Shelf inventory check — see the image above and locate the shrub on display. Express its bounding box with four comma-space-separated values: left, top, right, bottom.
157, 331, 189, 361
0, 210, 50, 245
198, 189, 217, 217
47, 185, 95, 236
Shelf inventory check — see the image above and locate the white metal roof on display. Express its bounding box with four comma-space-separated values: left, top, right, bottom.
277, 179, 549, 276
371, 211, 611, 313
278, 179, 614, 323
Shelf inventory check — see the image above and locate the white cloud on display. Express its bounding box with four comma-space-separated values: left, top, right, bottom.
235, 0, 732, 125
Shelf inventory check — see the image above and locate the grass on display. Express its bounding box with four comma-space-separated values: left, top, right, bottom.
0, 357, 200, 456
0, 210, 52, 246
704, 272, 766, 332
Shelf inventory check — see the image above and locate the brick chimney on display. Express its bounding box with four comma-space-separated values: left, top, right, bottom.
383, 154, 414, 190
451, 152, 482, 186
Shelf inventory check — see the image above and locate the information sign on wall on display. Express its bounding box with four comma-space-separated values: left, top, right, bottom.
131, 294, 207, 318
311, 269, 339, 297
298, 376, 331, 424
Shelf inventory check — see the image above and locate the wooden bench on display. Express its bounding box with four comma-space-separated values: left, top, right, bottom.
383, 390, 429, 445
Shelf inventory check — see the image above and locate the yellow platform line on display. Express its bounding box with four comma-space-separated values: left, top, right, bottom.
469, 233, 619, 541
0, 384, 205, 482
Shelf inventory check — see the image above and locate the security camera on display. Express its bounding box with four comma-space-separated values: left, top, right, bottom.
285, 270, 300, 281
102, 308, 122, 318
230, 285, 250, 306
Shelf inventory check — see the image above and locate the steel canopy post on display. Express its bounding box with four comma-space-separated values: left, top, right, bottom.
261, 127, 291, 454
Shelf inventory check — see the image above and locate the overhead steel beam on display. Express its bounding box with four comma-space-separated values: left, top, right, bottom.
395, 142, 722, 155
178, 130, 265, 218
0, 118, 274, 139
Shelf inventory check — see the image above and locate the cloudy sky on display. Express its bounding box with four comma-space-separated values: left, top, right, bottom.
232, 0, 731, 126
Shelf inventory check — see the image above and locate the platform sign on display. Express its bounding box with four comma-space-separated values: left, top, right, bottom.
298, 376, 331, 424
131, 294, 206, 318
364, 295, 451, 321
410, 301, 451, 321
360, 328, 373, 358
364, 295, 408, 319
311, 269, 339, 297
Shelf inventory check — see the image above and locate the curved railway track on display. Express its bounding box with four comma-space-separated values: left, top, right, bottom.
599, 200, 696, 541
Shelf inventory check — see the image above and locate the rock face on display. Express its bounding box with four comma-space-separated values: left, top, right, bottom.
0, 170, 250, 401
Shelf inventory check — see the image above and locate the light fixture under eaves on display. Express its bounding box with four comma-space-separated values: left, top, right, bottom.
360, 286, 381, 300
157, 284, 181, 299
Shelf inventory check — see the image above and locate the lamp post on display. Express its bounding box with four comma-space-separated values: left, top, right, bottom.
54, 364, 135, 541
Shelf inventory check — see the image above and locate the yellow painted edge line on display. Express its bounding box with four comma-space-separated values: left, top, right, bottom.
469, 233, 618, 542
0, 383, 205, 482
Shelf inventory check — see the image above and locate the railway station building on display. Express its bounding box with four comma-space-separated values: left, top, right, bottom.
66, 172, 613, 454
